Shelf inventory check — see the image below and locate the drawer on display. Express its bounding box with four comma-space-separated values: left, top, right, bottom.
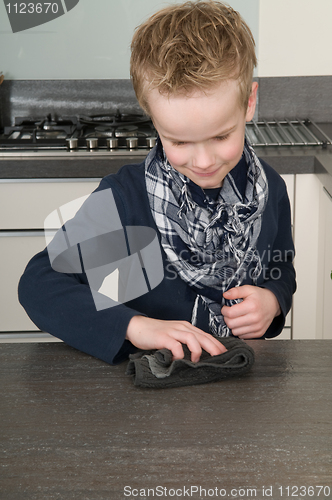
0, 179, 100, 229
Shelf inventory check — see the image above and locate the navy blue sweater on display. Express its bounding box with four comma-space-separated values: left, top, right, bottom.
18, 157, 296, 364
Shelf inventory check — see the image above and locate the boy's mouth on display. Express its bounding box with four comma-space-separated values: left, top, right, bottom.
190, 168, 220, 177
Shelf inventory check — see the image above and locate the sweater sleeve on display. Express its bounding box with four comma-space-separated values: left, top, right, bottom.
259, 174, 296, 338
18, 177, 142, 364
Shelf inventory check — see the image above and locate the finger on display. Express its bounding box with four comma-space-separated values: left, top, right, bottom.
221, 300, 252, 320
178, 330, 224, 362
224, 309, 259, 328
167, 329, 203, 362
194, 333, 227, 358
173, 321, 227, 351
161, 337, 186, 360
223, 285, 252, 301
231, 326, 255, 337
183, 325, 228, 357
167, 324, 227, 362
230, 320, 263, 337
225, 319, 258, 336
192, 328, 228, 351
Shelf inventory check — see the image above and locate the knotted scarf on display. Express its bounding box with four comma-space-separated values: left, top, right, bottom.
145, 139, 268, 337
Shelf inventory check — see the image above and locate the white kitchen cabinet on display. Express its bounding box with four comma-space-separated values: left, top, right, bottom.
0, 232, 46, 331
322, 188, 332, 338
292, 174, 321, 339
273, 173, 332, 340
316, 185, 332, 339
0, 179, 99, 332
292, 173, 332, 339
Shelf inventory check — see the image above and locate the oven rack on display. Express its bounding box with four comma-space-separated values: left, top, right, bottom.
246, 119, 332, 147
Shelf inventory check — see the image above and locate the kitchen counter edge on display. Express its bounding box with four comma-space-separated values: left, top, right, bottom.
1, 148, 332, 196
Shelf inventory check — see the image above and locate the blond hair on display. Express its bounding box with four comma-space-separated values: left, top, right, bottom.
130, 1, 257, 114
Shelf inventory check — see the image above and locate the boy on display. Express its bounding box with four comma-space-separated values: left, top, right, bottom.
18, 1, 296, 365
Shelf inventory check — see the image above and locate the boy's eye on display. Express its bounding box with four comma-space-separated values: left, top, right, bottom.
215, 134, 230, 141
171, 134, 230, 146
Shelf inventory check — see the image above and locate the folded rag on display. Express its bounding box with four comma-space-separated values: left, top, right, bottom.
126, 337, 255, 388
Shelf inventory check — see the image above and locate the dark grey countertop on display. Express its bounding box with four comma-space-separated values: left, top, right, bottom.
0, 145, 331, 173
259, 146, 332, 195
1, 147, 332, 196
0, 154, 144, 179
1, 340, 332, 500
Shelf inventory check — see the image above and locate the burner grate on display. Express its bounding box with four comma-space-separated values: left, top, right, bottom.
246, 119, 332, 147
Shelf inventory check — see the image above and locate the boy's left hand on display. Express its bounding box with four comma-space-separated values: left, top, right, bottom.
221, 285, 281, 339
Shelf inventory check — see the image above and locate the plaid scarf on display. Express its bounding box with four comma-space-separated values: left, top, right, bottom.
145, 139, 268, 337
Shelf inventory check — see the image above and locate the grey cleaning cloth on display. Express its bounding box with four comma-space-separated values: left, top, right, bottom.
126, 337, 255, 388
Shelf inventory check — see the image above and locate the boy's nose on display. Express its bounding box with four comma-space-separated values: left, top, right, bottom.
192, 144, 216, 170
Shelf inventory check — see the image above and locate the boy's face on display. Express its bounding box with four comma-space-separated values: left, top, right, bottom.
147, 80, 258, 189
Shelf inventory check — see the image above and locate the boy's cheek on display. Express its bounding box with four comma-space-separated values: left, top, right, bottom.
163, 146, 188, 168
219, 137, 245, 163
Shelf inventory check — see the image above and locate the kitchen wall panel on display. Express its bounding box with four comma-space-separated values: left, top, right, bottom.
2, 1, 330, 79
0, 0, 259, 80
258, 0, 332, 77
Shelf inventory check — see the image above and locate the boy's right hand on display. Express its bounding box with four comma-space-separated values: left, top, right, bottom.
126, 315, 227, 363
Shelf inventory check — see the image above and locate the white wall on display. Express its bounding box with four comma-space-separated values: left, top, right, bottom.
0, 0, 259, 80
2, 0, 331, 80
258, 0, 332, 77
0, 0, 173, 79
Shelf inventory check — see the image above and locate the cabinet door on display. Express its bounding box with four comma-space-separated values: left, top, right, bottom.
292, 174, 321, 339
321, 188, 332, 338
0, 179, 100, 332
0, 233, 45, 332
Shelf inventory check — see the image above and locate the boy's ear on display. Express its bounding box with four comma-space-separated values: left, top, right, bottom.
245, 82, 258, 122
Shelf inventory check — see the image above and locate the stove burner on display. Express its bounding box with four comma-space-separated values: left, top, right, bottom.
40, 118, 59, 131
79, 111, 151, 128
90, 125, 139, 139
87, 127, 115, 138
35, 130, 68, 139
115, 126, 138, 138
0, 111, 157, 153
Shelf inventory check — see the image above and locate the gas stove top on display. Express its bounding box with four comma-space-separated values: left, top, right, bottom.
0, 114, 331, 158
0, 112, 157, 156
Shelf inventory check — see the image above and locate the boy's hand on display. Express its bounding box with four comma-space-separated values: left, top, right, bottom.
221, 285, 281, 339
126, 316, 227, 363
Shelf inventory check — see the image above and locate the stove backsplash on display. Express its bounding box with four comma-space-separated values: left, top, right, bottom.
0, 76, 332, 129
0, 79, 142, 128
257, 75, 332, 123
